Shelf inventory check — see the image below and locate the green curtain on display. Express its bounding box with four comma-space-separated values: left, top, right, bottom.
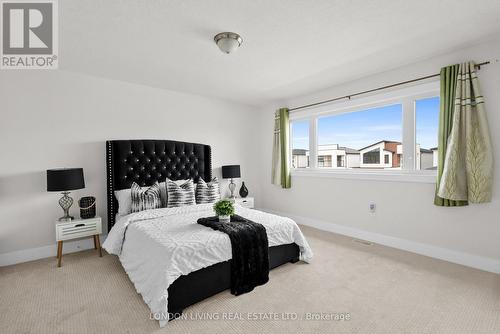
437, 62, 493, 203
271, 108, 291, 188
434, 65, 467, 206
435, 62, 494, 205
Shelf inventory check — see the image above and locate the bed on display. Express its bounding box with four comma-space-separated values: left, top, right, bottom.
103, 140, 313, 327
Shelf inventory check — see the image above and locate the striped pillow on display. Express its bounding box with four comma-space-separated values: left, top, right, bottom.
130, 182, 161, 213
166, 179, 196, 208
196, 177, 220, 204
159, 179, 192, 208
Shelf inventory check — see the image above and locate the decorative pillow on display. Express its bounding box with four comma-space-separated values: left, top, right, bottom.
114, 188, 134, 216
166, 179, 195, 208
115, 180, 191, 215
196, 177, 221, 204
161, 179, 192, 207
130, 182, 161, 213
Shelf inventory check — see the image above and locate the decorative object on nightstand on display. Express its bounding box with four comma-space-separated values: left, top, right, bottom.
235, 197, 254, 209
79, 196, 96, 219
47, 168, 85, 221
213, 199, 234, 223
221, 165, 240, 200
239, 181, 249, 198
55, 216, 102, 267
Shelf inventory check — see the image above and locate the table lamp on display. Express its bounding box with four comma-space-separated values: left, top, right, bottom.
221, 165, 240, 200
47, 168, 85, 221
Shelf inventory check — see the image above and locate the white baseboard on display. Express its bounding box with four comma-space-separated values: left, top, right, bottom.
0, 235, 107, 267
263, 208, 500, 275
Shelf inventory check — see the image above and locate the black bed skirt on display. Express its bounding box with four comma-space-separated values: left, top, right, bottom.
167, 243, 300, 316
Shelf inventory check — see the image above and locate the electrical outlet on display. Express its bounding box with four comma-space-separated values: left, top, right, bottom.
369, 203, 376, 213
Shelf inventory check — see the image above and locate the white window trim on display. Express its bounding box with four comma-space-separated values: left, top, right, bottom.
291, 168, 437, 183
289, 81, 440, 183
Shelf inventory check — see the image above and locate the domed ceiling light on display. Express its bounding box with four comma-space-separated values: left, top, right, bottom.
214, 32, 243, 54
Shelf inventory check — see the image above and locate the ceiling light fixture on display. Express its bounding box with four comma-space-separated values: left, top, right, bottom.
214, 32, 243, 54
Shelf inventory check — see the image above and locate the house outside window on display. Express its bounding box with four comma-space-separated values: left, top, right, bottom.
316, 103, 402, 170
313, 144, 359, 169
358, 141, 401, 168
292, 149, 309, 168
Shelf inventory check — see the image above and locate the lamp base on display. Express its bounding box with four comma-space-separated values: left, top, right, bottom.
228, 179, 237, 200
58, 215, 74, 222
58, 192, 74, 222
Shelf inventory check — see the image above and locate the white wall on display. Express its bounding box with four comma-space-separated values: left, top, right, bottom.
0, 70, 260, 261
257, 36, 500, 271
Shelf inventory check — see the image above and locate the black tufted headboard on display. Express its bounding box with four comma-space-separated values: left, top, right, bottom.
106, 140, 212, 231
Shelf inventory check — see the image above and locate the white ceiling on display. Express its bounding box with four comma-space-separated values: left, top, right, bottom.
61, 0, 500, 106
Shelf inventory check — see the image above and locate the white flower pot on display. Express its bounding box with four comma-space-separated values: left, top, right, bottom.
219, 215, 230, 223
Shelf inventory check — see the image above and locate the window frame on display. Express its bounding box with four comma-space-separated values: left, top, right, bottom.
289, 81, 439, 183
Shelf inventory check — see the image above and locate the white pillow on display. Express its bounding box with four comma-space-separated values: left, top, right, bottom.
114, 179, 190, 216
114, 187, 133, 216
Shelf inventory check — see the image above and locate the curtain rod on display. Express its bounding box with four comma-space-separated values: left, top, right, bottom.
289, 61, 491, 112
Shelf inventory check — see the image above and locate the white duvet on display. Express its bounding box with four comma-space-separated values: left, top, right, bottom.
103, 203, 313, 327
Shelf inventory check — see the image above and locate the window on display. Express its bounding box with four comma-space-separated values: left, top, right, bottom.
289, 81, 439, 182
416, 97, 439, 170
337, 155, 345, 167
317, 104, 402, 170
291, 119, 309, 168
318, 155, 332, 167
363, 148, 380, 164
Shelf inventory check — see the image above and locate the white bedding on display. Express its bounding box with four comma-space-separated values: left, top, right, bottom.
103, 203, 313, 327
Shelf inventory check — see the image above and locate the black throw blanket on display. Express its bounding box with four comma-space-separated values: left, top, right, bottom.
197, 214, 269, 295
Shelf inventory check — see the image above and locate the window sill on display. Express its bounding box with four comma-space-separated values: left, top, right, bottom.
291, 168, 437, 183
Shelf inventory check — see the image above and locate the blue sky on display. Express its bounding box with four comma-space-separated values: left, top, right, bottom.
415, 97, 440, 149
292, 97, 439, 150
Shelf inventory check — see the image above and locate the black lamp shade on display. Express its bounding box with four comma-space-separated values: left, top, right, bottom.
221, 165, 241, 179
47, 168, 85, 192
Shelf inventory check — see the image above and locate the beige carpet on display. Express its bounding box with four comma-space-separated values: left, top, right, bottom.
1, 225, 499, 334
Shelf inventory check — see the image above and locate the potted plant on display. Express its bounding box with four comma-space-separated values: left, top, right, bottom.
213, 199, 234, 223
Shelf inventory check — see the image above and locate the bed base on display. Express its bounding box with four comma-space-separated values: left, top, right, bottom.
167, 243, 300, 318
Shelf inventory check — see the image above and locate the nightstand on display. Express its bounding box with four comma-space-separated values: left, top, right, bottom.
55, 217, 102, 267
235, 197, 254, 209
